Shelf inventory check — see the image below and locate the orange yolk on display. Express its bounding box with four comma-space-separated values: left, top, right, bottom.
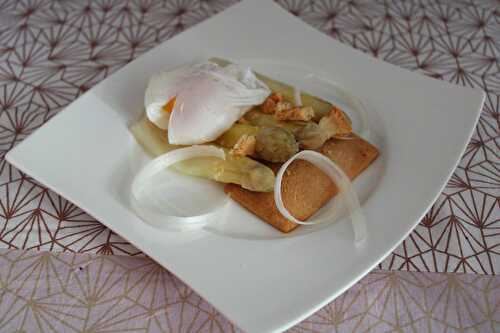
162, 96, 176, 114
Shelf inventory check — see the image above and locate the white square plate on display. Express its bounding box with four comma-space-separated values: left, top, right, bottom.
6, 1, 484, 332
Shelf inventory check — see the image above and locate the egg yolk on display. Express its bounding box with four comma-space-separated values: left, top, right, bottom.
162, 97, 176, 114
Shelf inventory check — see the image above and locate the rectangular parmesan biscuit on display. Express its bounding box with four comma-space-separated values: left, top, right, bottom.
224, 135, 379, 232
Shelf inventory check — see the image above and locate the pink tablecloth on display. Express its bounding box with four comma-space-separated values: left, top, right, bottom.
0, 249, 498, 332
0, 0, 498, 331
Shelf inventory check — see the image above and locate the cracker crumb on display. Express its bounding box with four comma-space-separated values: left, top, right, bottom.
318, 106, 352, 138
230, 134, 256, 156
261, 93, 284, 114
275, 105, 314, 121
269, 92, 283, 103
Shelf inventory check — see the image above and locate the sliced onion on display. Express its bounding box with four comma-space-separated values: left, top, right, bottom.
293, 86, 302, 106
305, 74, 371, 141
131, 145, 228, 230
274, 150, 367, 245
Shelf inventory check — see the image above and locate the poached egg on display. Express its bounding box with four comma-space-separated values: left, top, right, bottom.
144, 61, 270, 145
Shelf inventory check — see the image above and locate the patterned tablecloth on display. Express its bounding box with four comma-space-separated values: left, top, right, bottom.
0, 0, 498, 332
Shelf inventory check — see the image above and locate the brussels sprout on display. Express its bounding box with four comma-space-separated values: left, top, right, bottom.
244, 109, 304, 134
255, 127, 299, 163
